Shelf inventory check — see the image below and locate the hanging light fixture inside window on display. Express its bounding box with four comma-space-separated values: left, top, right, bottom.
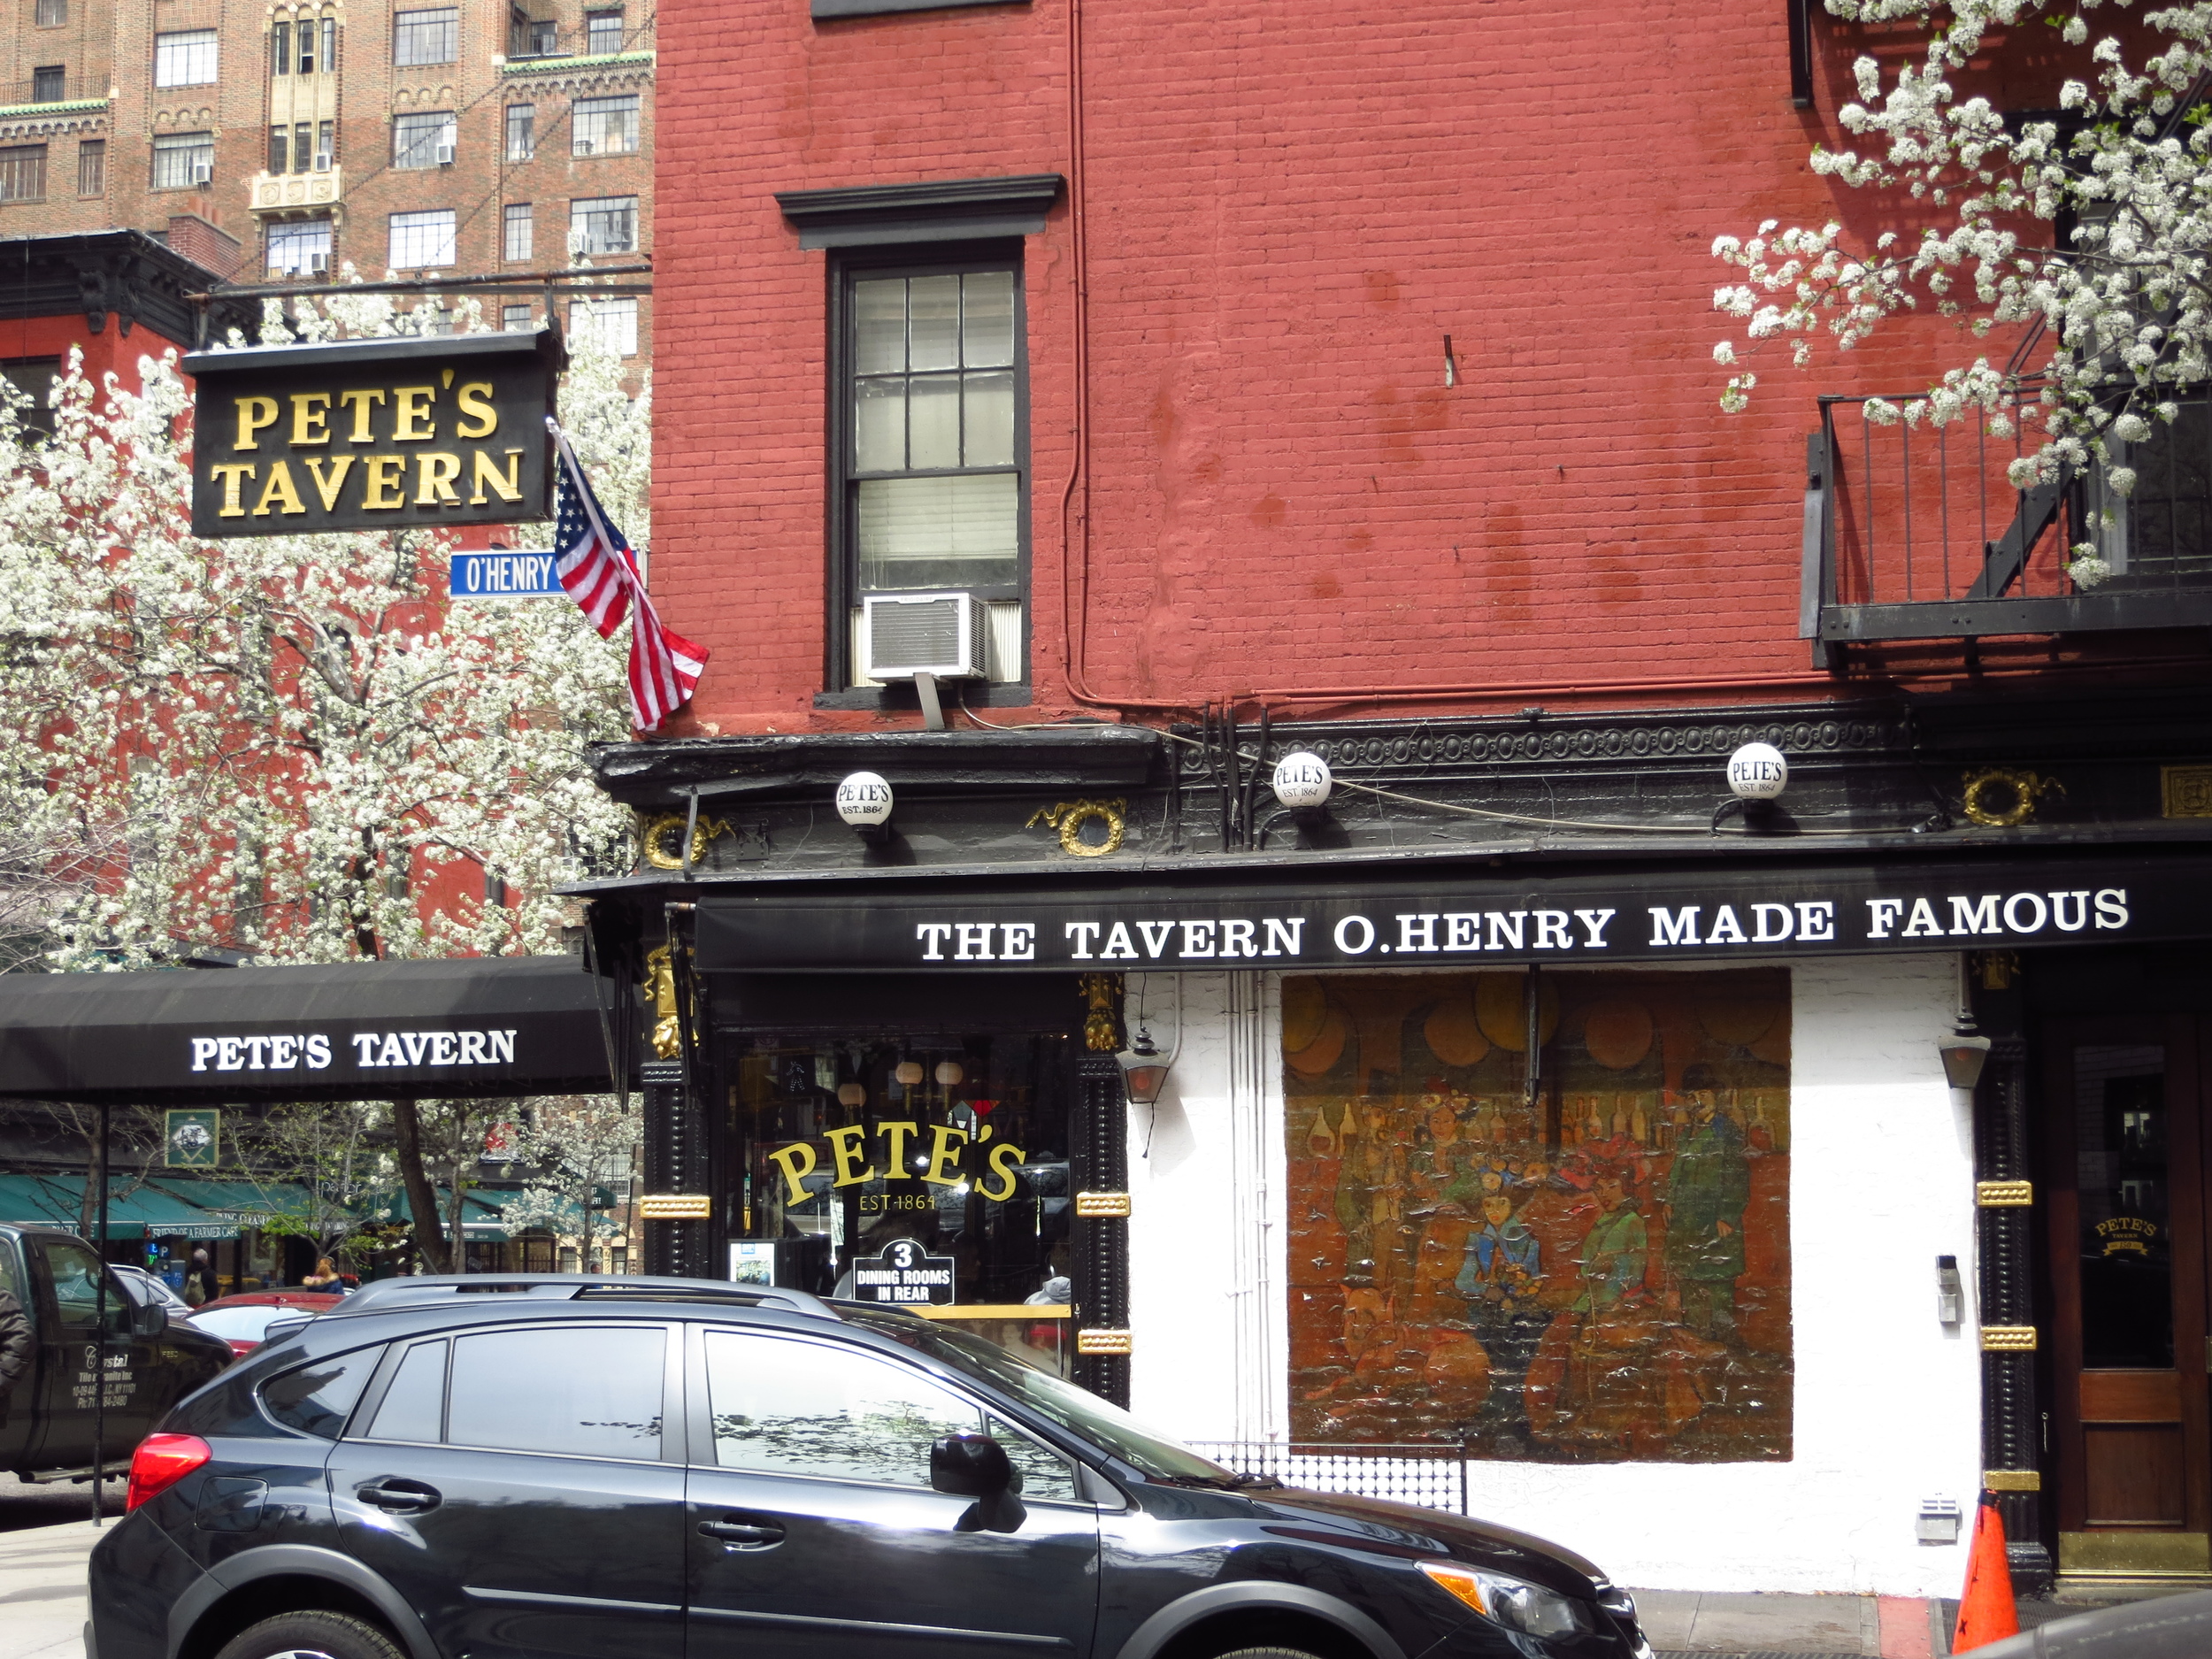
837, 1081, 866, 1108
934, 1060, 964, 1087
894, 1060, 924, 1087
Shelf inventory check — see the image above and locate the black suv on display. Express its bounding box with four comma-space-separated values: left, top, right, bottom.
90, 1276, 1654, 1659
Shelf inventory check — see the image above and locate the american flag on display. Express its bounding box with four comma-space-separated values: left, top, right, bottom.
549, 420, 706, 732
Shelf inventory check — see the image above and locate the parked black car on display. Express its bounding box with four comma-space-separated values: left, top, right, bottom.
89, 1274, 1654, 1659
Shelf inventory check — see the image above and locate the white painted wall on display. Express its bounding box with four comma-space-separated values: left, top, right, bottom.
1123, 955, 1984, 1596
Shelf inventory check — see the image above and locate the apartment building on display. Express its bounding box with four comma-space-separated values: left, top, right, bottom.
0, 0, 652, 356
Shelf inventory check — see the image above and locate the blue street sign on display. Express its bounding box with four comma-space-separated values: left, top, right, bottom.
449, 549, 562, 599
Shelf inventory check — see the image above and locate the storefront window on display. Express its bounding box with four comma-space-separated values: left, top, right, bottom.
1284, 968, 1793, 1463
724, 1033, 1073, 1373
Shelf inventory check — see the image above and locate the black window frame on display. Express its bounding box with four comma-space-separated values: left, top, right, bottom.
30, 65, 65, 103
821, 240, 1031, 707
392, 6, 458, 67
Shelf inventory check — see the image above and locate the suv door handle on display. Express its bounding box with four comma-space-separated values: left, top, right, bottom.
356, 1480, 441, 1513
698, 1517, 784, 1548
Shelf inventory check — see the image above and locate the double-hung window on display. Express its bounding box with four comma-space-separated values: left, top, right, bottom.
505, 104, 535, 160
393, 8, 457, 66
586, 10, 624, 54
388, 209, 455, 270
572, 95, 638, 156
837, 259, 1024, 686
150, 131, 214, 190
503, 202, 533, 262
154, 29, 219, 88
267, 217, 332, 278
393, 111, 457, 169
569, 195, 635, 255
0, 146, 47, 203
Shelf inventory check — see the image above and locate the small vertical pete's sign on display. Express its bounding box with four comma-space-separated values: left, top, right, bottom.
165, 1109, 220, 1169
182, 331, 559, 536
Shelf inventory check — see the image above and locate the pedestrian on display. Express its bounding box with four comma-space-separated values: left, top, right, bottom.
189, 1246, 219, 1306
302, 1256, 342, 1289
0, 1271, 32, 1430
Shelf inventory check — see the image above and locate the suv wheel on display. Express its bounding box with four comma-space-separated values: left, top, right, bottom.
213, 1612, 406, 1659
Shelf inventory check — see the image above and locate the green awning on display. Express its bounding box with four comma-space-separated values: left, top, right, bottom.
362, 1188, 513, 1241
142, 1177, 330, 1231
0, 1173, 242, 1240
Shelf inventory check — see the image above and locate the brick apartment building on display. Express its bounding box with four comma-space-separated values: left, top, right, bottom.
0, 0, 653, 354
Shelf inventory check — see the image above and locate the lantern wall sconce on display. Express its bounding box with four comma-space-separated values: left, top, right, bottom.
1940, 1018, 1993, 1091
835, 772, 895, 844
1119, 1026, 1174, 1105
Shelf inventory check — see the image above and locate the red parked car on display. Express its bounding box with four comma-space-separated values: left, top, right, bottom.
186, 1289, 345, 1356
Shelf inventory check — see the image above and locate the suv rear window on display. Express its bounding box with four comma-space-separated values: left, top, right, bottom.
361, 1325, 667, 1460
262, 1348, 380, 1439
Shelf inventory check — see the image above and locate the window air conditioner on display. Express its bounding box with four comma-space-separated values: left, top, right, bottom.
313, 155, 330, 172
191, 162, 212, 185
309, 250, 328, 273
863, 592, 989, 682
567, 227, 586, 255
435, 142, 454, 165
575, 138, 594, 155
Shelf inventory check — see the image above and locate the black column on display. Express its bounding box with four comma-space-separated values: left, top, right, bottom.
1071, 1051, 1130, 1406
1973, 1015, 2051, 1594
641, 1057, 712, 1278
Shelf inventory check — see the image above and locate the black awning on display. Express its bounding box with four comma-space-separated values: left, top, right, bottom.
0, 956, 621, 1103
695, 849, 2212, 972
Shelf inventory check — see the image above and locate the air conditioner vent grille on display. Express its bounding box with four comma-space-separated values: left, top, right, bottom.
863, 592, 987, 680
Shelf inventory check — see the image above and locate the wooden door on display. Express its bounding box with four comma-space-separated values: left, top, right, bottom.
2047, 1018, 2212, 1577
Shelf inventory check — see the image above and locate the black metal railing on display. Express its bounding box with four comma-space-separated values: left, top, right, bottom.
0, 73, 104, 107
1803, 390, 2212, 656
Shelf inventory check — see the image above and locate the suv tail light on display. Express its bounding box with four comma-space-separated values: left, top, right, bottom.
127, 1433, 212, 1510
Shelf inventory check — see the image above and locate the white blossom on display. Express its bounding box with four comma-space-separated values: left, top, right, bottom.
0, 280, 645, 973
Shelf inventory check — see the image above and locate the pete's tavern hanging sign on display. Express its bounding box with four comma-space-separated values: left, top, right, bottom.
181, 331, 559, 535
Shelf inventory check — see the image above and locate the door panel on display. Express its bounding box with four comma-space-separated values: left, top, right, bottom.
684, 1325, 1098, 1659
26, 1235, 160, 1467
327, 1321, 687, 1659
2047, 1021, 2212, 1574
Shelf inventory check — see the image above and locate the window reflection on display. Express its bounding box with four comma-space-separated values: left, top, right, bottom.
2075, 1044, 2172, 1370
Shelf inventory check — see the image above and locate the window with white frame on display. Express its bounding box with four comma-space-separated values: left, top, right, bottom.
387, 209, 455, 270
503, 303, 534, 332
392, 7, 457, 65
503, 202, 532, 262
568, 296, 637, 358
393, 111, 457, 169
150, 131, 215, 190
153, 29, 219, 88
505, 104, 534, 161
267, 217, 333, 278
568, 195, 635, 256
844, 265, 1021, 597
572, 95, 638, 156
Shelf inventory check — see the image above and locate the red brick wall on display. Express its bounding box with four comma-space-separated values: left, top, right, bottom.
651, 0, 2085, 733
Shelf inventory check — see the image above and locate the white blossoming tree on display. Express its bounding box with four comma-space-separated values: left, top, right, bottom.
1711, 0, 2212, 582
0, 280, 646, 1271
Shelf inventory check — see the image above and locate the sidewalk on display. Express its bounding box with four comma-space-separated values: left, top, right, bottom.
1635, 1589, 1947, 1657
0, 1519, 98, 1659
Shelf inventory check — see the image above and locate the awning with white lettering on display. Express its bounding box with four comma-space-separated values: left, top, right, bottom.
0, 956, 622, 1103
694, 851, 2212, 973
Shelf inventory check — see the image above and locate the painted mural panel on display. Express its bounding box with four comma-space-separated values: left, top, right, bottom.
1285, 970, 1792, 1463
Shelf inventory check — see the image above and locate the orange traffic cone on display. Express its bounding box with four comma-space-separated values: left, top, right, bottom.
1952, 1497, 2021, 1653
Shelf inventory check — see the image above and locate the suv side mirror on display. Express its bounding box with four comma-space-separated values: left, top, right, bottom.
930, 1434, 1026, 1534
929, 1433, 1010, 1498
131, 1300, 168, 1338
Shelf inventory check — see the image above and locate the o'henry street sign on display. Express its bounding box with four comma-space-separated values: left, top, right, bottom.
181, 331, 559, 536
449, 549, 562, 598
